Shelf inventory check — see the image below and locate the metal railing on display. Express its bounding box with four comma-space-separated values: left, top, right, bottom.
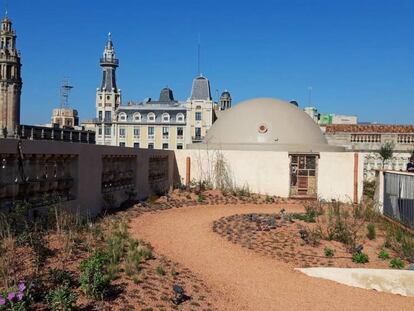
383, 171, 414, 229
100, 57, 119, 65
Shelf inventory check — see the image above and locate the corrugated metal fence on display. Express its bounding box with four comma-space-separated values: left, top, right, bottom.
384, 172, 414, 229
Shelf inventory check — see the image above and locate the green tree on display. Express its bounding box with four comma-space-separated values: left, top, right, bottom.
379, 142, 394, 169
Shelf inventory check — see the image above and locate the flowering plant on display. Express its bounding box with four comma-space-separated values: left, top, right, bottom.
0, 280, 31, 311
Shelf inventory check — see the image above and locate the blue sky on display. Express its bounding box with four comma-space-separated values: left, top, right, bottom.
8, 0, 414, 124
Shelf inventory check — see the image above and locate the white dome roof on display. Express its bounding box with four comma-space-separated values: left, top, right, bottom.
201, 98, 342, 152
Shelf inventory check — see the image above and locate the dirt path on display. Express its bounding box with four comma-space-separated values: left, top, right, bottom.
130, 204, 414, 311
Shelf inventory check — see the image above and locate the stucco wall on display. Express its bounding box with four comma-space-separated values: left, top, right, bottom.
176, 149, 363, 202
175, 149, 291, 197
318, 152, 364, 202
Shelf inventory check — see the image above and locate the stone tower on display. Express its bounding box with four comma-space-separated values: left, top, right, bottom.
219, 90, 231, 110
95, 33, 121, 145
0, 15, 22, 137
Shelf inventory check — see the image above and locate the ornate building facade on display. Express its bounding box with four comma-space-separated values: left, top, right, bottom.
84, 35, 231, 149
0, 15, 22, 137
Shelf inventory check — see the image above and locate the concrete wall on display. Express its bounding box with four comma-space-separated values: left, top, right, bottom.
0, 139, 177, 217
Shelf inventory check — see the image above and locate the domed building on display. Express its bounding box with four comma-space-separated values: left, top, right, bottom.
177, 97, 362, 202
195, 97, 343, 152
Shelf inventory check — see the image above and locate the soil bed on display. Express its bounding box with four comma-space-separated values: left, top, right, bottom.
212, 212, 407, 269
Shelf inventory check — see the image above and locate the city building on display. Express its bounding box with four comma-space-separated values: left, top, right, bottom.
0, 14, 22, 137
83, 35, 229, 149
50, 107, 79, 128
303, 106, 357, 125
324, 124, 414, 179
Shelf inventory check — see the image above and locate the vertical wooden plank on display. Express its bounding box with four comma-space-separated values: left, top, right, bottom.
185, 156, 191, 187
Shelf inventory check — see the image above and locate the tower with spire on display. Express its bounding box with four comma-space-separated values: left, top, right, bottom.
95, 33, 121, 145
0, 13, 22, 137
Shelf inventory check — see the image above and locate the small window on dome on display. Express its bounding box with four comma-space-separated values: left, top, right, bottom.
258, 124, 268, 134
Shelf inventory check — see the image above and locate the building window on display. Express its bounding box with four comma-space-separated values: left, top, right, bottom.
119, 142, 125, 147
195, 127, 201, 138
98, 111, 103, 121
176, 113, 185, 123
106, 95, 110, 100
162, 143, 169, 150
195, 112, 202, 121
162, 127, 169, 138
98, 127, 102, 135
148, 143, 154, 149
133, 127, 140, 137
147, 112, 155, 122
162, 113, 170, 122
177, 127, 183, 138
133, 112, 141, 122
119, 128, 126, 137
104, 111, 111, 122
177, 144, 183, 149
119, 113, 127, 121
104, 127, 111, 136
148, 126, 154, 139
134, 142, 140, 148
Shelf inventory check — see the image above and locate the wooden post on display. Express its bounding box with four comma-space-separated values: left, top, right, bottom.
185, 157, 191, 187
354, 152, 359, 204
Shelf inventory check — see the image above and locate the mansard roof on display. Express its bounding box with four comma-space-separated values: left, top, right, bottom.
190, 75, 212, 101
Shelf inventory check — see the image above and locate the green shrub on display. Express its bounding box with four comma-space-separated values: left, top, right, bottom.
48, 269, 74, 287
401, 235, 414, 261
137, 245, 153, 260
46, 284, 77, 311
155, 265, 165, 276
367, 223, 376, 240
197, 194, 205, 203
363, 180, 376, 200
124, 239, 142, 276
352, 252, 369, 264
79, 251, 110, 299
389, 258, 404, 269
324, 247, 335, 258
291, 213, 316, 223
378, 249, 390, 260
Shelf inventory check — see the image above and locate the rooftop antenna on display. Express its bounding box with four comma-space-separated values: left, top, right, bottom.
308, 86, 313, 107
60, 78, 74, 108
197, 33, 201, 76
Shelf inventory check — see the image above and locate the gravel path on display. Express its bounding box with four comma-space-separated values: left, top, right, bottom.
130, 204, 414, 311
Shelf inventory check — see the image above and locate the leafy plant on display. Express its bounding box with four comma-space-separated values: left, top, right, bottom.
378, 142, 394, 168
155, 265, 166, 276
378, 249, 390, 260
48, 269, 74, 287
46, 284, 77, 311
0, 281, 32, 311
389, 258, 404, 269
324, 247, 335, 258
291, 213, 316, 223
352, 252, 369, 264
79, 251, 110, 299
197, 194, 205, 203
170, 266, 177, 277
363, 180, 376, 200
366, 223, 376, 240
